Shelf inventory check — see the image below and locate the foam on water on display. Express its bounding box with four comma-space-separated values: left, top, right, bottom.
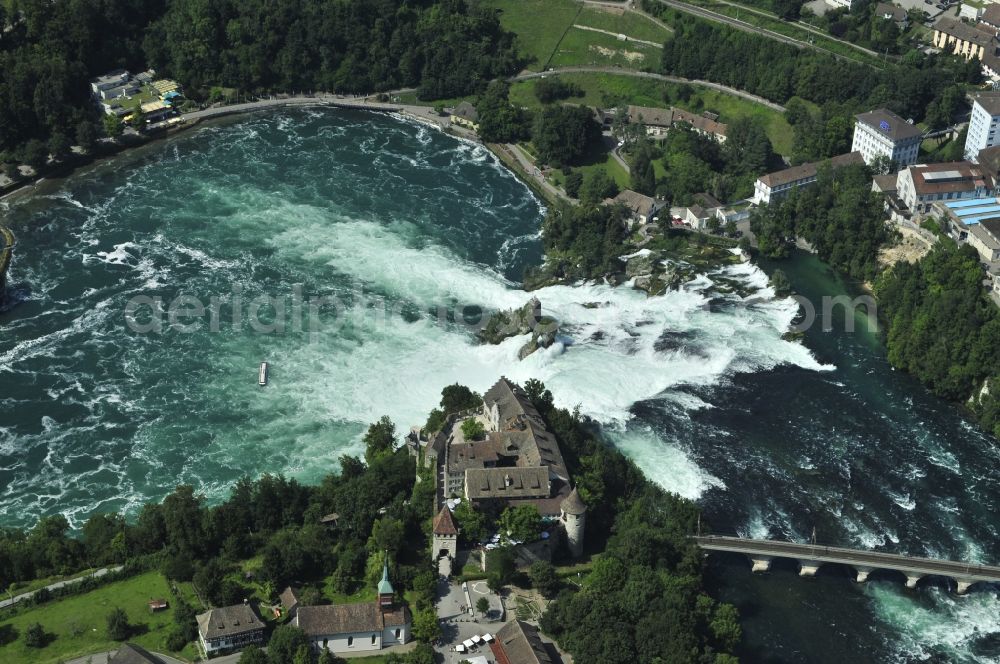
869, 583, 1000, 663
4, 107, 998, 662
611, 425, 724, 499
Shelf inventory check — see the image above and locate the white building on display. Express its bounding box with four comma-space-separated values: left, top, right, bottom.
90, 70, 130, 98
825, 0, 852, 10
196, 604, 266, 656
961, 3, 984, 22
560, 488, 587, 558
852, 109, 923, 168
896, 162, 991, 216
295, 561, 411, 655
752, 152, 864, 205
969, 220, 1000, 262
965, 93, 1000, 162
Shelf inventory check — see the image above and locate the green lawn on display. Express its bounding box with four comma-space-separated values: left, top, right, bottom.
544, 141, 631, 194
323, 575, 378, 605
107, 85, 164, 113
509, 72, 794, 155
482, 0, 583, 71
576, 5, 673, 43
549, 26, 661, 70
0, 572, 200, 664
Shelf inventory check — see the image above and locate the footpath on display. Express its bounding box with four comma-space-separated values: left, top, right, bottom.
0, 566, 123, 610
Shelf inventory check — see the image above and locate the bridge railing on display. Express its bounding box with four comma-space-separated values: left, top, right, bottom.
693, 534, 1000, 576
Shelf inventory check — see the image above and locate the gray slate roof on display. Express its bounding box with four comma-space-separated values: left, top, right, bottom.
934, 16, 995, 48
109, 643, 164, 664
984, 4, 1000, 28
758, 152, 864, 188
482, 378, 569, 483
494, 620, 554, 664
875, 2, 906, 22
465, 466, 550, 500
561, 487, 587, 515
855, 109, 923, 142
453, 101, 479, 122
196, 604, 263, 641
296, 602, 411, 635
280, 586, 300, 611
627, 104, 673, 127
610, 189, 658, 217
974, 92, 1000, 117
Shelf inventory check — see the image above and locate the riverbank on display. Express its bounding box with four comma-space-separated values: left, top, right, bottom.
0, 94, 476, 206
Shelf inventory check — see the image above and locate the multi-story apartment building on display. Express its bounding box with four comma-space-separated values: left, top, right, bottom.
851, 109, 922, 168
965, 93, 1000, 162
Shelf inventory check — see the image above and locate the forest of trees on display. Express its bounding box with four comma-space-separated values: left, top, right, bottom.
537, 202, 629, 283
0, 416, 439, 659
751, 162, 895, 281
649, 7, 976, 155
654, 10, 979, 119
622, 119, 778, 204
875, 243, 1000, 436
0, 376, 737, 662
518, 380, 741, 663
0, 0, 522, 159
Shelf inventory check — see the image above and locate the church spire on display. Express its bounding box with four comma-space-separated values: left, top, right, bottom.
378, 551, 394, 609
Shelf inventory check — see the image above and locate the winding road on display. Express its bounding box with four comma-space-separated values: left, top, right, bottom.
512, 66, 786, 112
0, 565, 123, 610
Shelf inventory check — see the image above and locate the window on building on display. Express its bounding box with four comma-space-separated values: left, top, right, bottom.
371, 634, 377, 645
395, 628, 401, 639
348, 636, 354, 647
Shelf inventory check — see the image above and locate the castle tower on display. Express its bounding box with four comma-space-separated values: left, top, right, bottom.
560, 488, 587, 558
432, 505, 459, 563
378, 554, 394, 610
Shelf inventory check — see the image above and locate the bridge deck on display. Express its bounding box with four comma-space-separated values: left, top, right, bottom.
695, 536, 1000, 582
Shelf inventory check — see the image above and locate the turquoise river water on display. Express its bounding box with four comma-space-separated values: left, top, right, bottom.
0, 109, 998, 662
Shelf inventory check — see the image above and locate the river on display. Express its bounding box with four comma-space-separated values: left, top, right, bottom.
0, 108, 997, 662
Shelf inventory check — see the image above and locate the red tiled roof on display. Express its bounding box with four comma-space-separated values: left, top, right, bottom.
433, 505, 458, 536
908, 162, 987, 196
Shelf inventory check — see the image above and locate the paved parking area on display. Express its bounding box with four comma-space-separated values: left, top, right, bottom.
435, 576, 504, 663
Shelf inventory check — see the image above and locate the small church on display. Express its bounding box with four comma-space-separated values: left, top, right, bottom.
294, 558, 411, 655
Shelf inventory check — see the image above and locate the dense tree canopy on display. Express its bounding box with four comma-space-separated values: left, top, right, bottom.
0, 0, 522, 157
475, 80, 531, 143
876, 243, 1000, 405
751, 163, 894, 281
532, 104, 601, 167
650, 7, 977, 138
541, 202, 628, 282
519, 384, 738, 663
144, 0, 521, 100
